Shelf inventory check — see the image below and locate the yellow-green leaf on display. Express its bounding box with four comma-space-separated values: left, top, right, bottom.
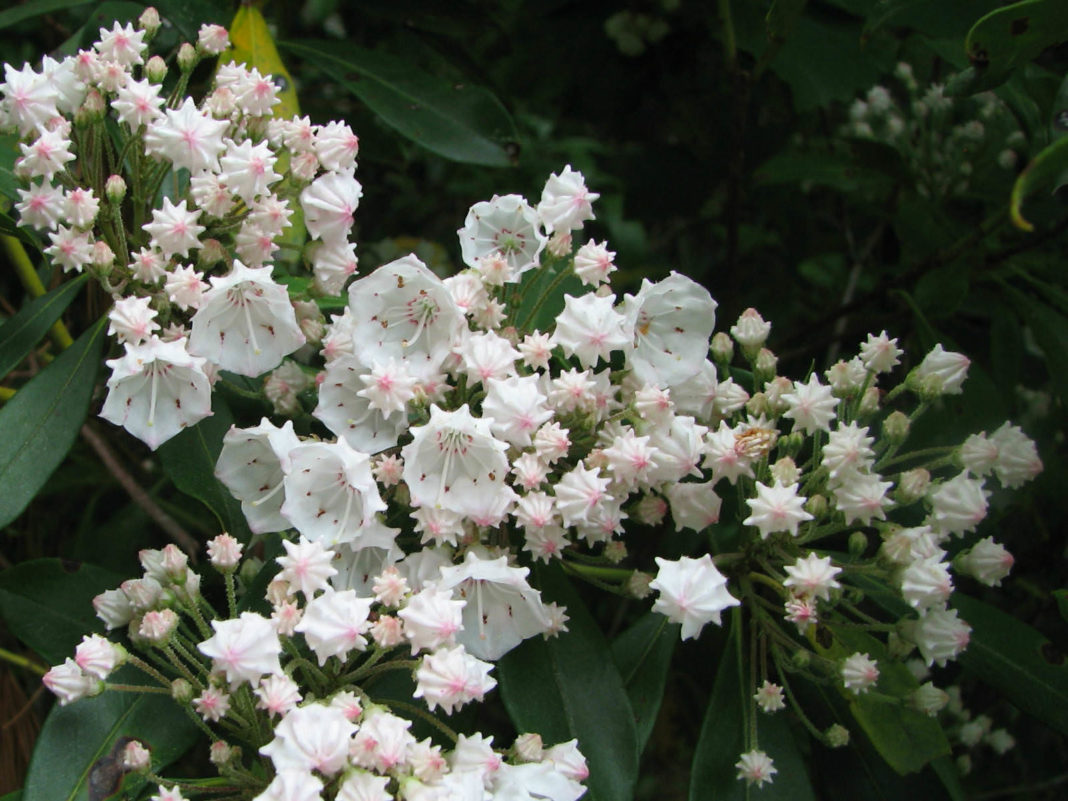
1010, 137, 1068, 231
223, 4, 299, 119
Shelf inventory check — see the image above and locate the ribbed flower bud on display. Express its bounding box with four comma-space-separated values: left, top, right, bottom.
627, 571, 653, 599
122, 740, 152, 773
171, 678, 193, 703
145, 55, 167, 83
883, 410, 910, 444
848, 530, 869, 557
105, 174, 127, 204
857, 386, 880, 417
754, 348, 778, 384
896, 467, 930, 503
804, 494, 827, 518
138, 7, 161, 36
824, 724, 850, 748
710, 331, 734, 365
177, 43, 198, 72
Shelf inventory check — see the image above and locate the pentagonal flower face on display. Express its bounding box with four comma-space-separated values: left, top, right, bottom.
280, 440, 386, 548
99, 335, 212, 450
458, 194, 547, 280
189, 260, 305, 377
400, 404, 509, 518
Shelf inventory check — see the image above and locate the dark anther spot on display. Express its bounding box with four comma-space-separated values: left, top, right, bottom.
1040, 642, 1065, 665
1010, 17, 1030, 36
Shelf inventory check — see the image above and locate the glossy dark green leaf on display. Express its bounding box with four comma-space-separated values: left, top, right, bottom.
690, 615, 817, 801
0, 317, 106, 530
280, 40, 517, 167
610, 612, 678, 752
965, 0, 1068, 90
498, 563, 638, 801
1004, 290, 1068, 405
0, 134, 19, 200
0, 558, 120, 665
513, 256, 584, 336
755, 151, 894, 195
0, 275, 87, 379
158, 393, 250, 540
1054, 589, 1068, 623
953, 593, 1068, 736
1051, 73, 1068, 142
0, 0, 93, 29
1009, 137, 1068, 231
820, 627, 950, 774
23, 678, 200, 801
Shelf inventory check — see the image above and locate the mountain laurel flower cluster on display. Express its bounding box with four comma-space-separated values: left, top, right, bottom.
18, 12, 1045, 798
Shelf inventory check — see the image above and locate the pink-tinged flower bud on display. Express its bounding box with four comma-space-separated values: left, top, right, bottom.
731, 308, 772, 355
209, 740, 237, 766
43, 658, 103, 705
841, 652, 879, 694
75, 634, 126, 679
207, 533, 243, 571
754, 347, 778, 383
123, 740, 152, 772
265, 577, 290, 606
763, 376, 793, 415
911, 344, 969, 396
603, 540, 627, 564
547, 230, 572, 257
138, 7, 161, 36
290, 151, 319, 182
896, 467, 930, 503
159, 544, 188, 581
197, 24, 230, 55
105, 174, 127, 204
177, 43, 198, 72
514, 733, 544, 763
145, 55, 167, 83
711, 331, 734, 365
956, 536, 1013, 586
171, 678, 193, 703
370, 615, 404, 648
140, 608, 179, 643
122, 577, 163, 611
745, 391, 769, 418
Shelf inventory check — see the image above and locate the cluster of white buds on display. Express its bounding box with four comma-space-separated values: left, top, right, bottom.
841, 64, 1027, 197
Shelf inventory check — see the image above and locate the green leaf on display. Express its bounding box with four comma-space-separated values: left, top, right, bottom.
0, 275, 87, 379
610, 612, 678, 752
953, 593, 1068, 736
0, 317, 106, 530
965, 0, 1068, 90
690, 614, 816, 801
1003, 289, 1068, 405
1051, 73, 1068, 142
819, 626, 950, 774
280, 40, 518, 167
0, 0, 93, 29
513, 256, 585, 335
0, 134, 19, 200
498, 563, 638, 801
225, 5, 300, 119
157, 393, 250, 540
23, 679, 200, 801
0, 558, 120, 665
1009, 137, 1068, 231
755, 150, 894, 196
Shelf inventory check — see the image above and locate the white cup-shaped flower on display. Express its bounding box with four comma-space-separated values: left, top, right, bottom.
100, 335, 212, 450
197, 612, 281, 688
458, 193, 547, 280
259, 703, 357, 776
215, 418, 300, 533
189, 260, 306, 377
280, 440, 386, 548
437, 551, 553, 661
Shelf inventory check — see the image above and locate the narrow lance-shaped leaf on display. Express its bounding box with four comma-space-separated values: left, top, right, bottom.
0, 274, 87, 379
280, 40, 518, 167
953, 593, 1068, 737
498, 562, 639, 801
610, 612, 678, 752
0, 316, 107, 530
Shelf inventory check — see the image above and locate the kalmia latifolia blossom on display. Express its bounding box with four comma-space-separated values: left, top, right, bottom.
23, 13, 1043, 797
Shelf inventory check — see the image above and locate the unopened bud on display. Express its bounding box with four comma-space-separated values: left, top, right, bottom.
754, 348, 778, 383
513, 733, 544, 763
603, 540, 627, 564
804, 494, 827, 518
139, 608, 178, 643
75, 90, 106, 126
791, 649, 812, 669
207, 533, 243, 571
857, 386, 880, 417
896, 468, 930, 503
710, 331, 734, 365
776, 431, 805, 459
105, 174, 127, 204
293, 300, 325, 345
745, 391, 769, 418
770, 456, 800, 486
177, 43, 198, 72
883, 410, 910, 445
763, 376, 792, 415
160, 544, 188, 582
886, 632, 914, 659
824, 724, 850, 748
92, 240, 115, 269
171, 678, 193, 703
145, 55, 167, 84
848, 530, 868, 557
209, 740, 236, 766
627, 571, 653, 599
547, 230, 572, 257
198, 238, 227, 268
138, 6, 161, 36
122, 740, 152, 772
